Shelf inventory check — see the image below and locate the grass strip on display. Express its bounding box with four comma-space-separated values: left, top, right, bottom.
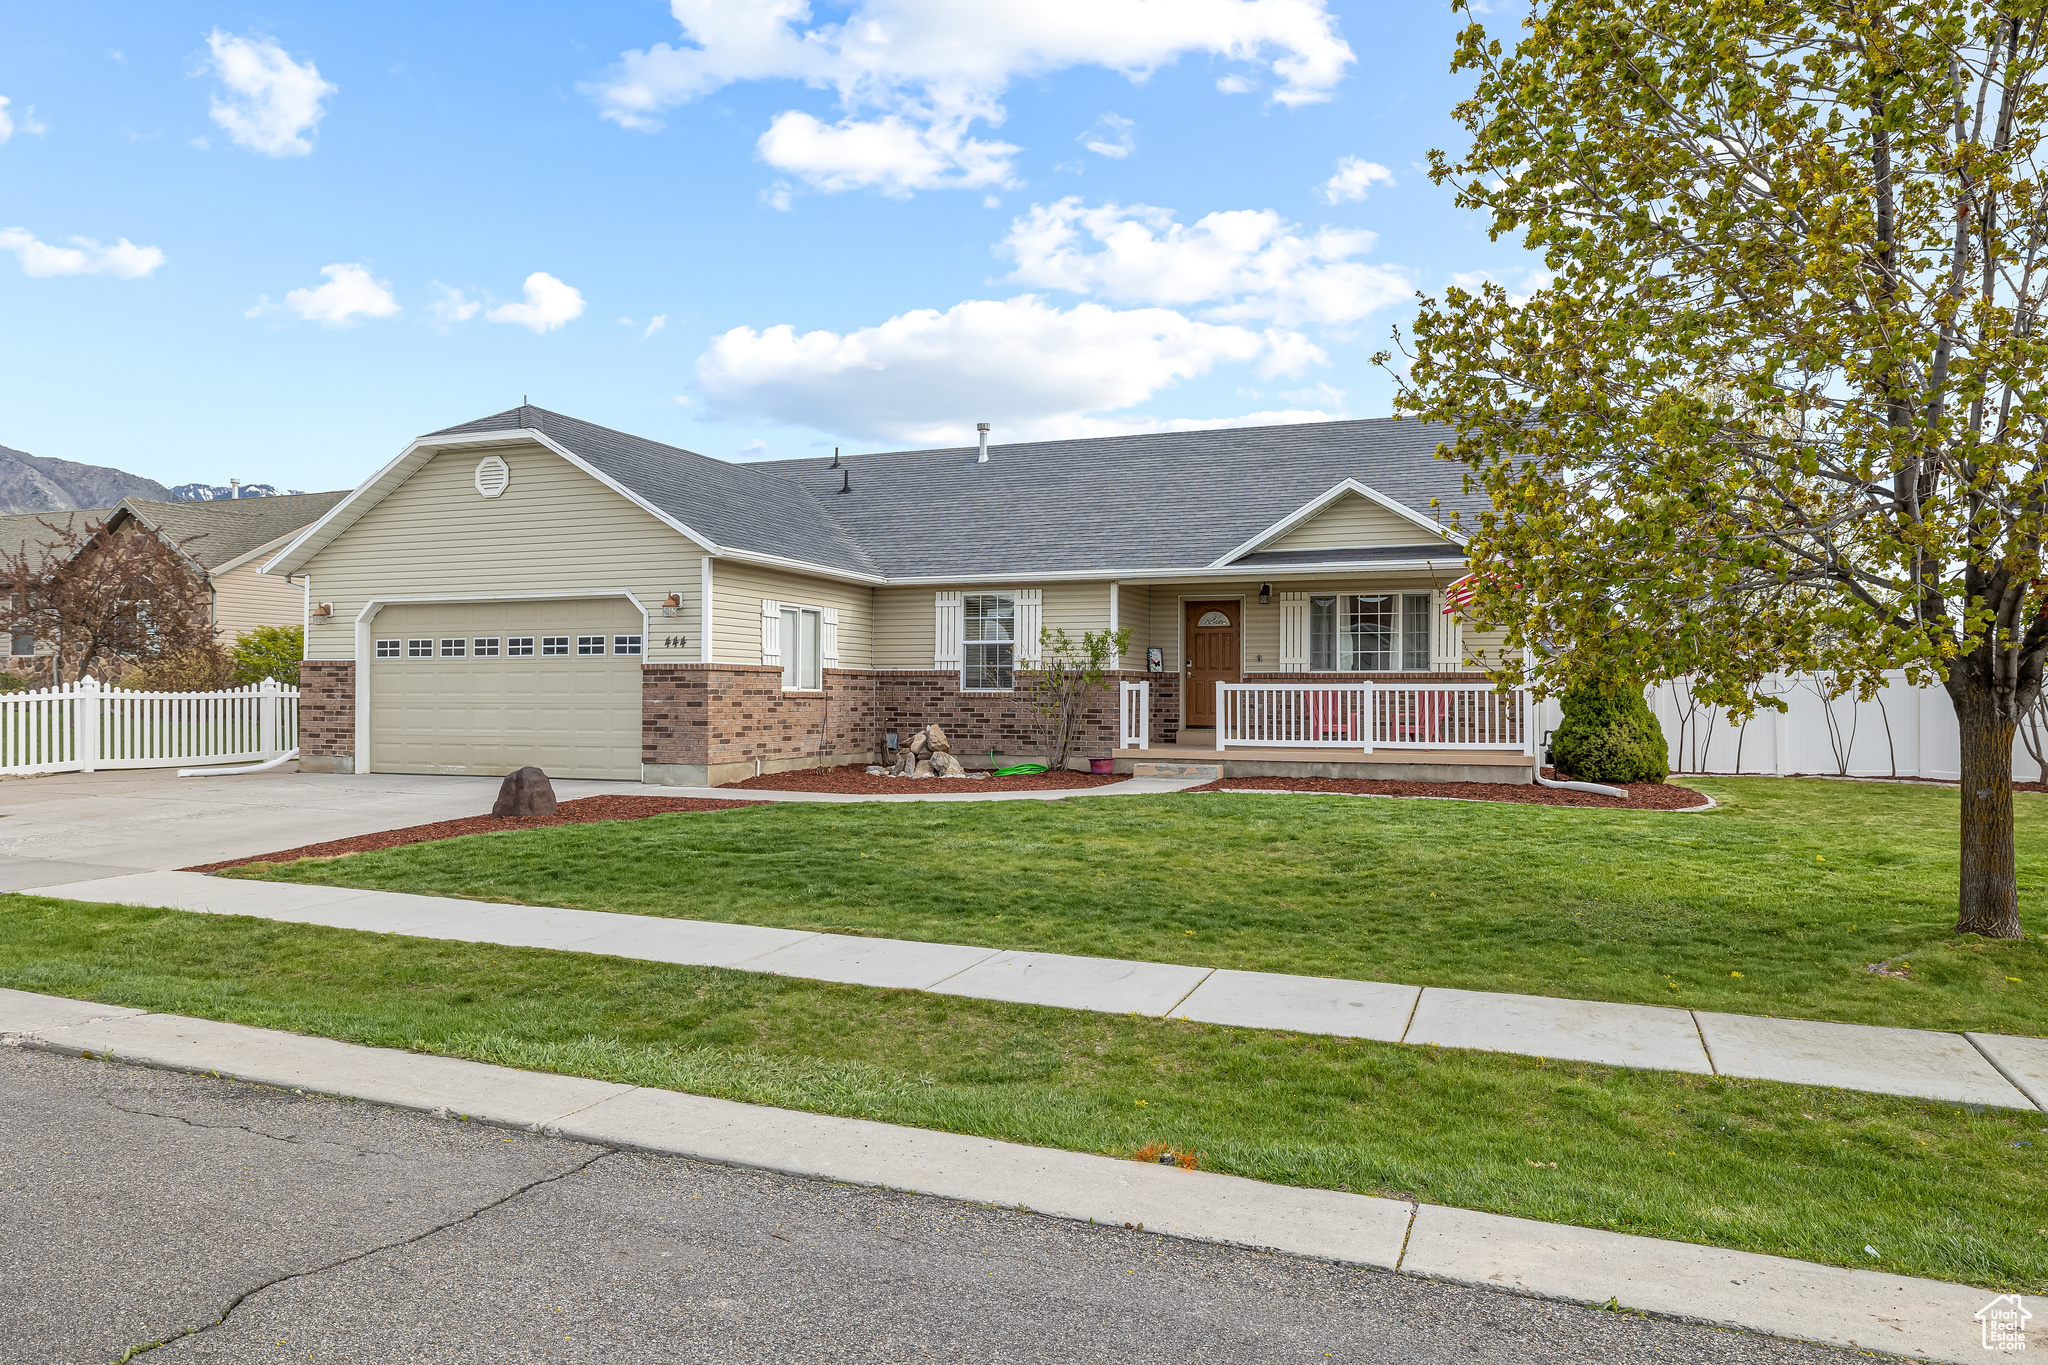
230, 779, 2048, 1035
4, 893, 2043, 1293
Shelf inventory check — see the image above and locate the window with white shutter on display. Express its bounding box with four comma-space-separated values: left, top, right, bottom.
1431, 590, 1464, 671
934, 591, 963, 670
1277, 592, 1310, 672
1014, 588, 1043, 665
821, 607, 840, 668
760, 599, 782, 670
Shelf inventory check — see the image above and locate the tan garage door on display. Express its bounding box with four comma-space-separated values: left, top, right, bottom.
368, 598, 643, 780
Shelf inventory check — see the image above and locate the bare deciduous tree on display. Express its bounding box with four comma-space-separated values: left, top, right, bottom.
0, 516, 214, 685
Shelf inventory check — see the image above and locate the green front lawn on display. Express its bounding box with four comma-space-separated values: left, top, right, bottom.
231, 778, 2048, 1035
3, 894, 2042, 1292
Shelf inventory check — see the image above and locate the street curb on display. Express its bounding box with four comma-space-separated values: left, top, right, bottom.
0, 986, 1998, 1363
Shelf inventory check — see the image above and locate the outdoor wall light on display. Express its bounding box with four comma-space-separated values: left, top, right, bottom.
1258, 583, 1272, 605
311, 602, 333, 618
662, 592, 682, 618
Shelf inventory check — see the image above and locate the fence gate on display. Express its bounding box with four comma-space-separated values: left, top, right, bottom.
0, 676, 300, 776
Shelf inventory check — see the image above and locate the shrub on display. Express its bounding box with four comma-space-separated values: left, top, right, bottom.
232, 624, 304, 685
1552, 681, 1668, 783
128, 642, 237, 693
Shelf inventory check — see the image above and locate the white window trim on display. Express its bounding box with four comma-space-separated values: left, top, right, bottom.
763, 598, 827, 691
1303, 590, 1437, 673
961, 590, 1021, 693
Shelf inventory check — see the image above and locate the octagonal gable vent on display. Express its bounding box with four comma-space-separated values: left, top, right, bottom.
474, 455, 510, 499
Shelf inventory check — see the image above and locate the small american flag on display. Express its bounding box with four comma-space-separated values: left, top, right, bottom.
1443, 574, 1480, 612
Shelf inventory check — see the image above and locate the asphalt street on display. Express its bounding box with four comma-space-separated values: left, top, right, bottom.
0, 1049, 1884, 1364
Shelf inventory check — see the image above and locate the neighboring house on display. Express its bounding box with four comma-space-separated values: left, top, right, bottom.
106, 492, 348, 641
2, 493, 346, 679
268, 406, 1512, 784
1, 508, 111, 675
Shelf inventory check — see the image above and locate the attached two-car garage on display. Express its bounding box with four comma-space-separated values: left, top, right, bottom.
366, 597, 644, 780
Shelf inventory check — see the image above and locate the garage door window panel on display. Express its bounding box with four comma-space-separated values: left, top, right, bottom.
440, 638, 466, 658
578, 635, 605, 656
375, 639, 400, 658
408, 639, 432, 658
542, 636, 569, 656
614, 634, 642, 656
474, 637, 500, 657
509, 637, 534, 657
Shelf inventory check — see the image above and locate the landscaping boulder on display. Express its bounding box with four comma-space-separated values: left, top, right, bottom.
931, 750, 967, 778
492, 766, 558, 817
1551, 682, 1667, 784
925, 724, 950, 753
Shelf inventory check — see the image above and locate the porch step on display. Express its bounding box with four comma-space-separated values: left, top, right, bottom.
1131, 761, 1222, 780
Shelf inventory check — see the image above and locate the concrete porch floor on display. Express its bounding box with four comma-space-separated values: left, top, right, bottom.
1114, 731, 1536, 784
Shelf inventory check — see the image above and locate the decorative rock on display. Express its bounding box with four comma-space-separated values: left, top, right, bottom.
908, 732, 931, 755
491, 766, 557, 818
914, 760, 936, 778
865, 765, 888, 775
931, 751, 967, 778
926, 724, 951, 753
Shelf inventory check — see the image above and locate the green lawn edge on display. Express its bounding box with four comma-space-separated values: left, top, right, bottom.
5, 893, 2043, 1293
228, 779, 2048, 1036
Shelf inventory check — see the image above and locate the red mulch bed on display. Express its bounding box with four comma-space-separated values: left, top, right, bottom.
1184, 772, 1711, 810
184, 794, 767, 872
719, 763, 1125, 793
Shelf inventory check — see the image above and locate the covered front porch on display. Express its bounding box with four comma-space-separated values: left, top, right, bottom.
1112, 678, 1538, 785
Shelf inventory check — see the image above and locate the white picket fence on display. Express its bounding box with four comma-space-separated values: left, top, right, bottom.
1518, 672, 2040, 781
0, 676, 299, 776
1119, 681, 1150, 750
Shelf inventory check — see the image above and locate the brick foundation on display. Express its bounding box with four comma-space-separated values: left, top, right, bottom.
296, 660, 356, 774
297, 657, 1156, 785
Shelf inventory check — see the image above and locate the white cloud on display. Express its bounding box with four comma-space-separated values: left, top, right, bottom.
642, 314, 668, 339
256, 263, 398, 326
756, 109, 1019, 195
0, 96, 48, 142
203, 30, 336, 157
592, 0, 1352, 195
1216, 74, 1256, 94
486, 272, 585, 332
0, 227, 164, 279
761, 181, 794, 211
1001, 197, 1409, 327
1318, 155, 1393, 204
1081, 113, 1135, 159
695, 293, 1321, 444
426, 283, 480, 329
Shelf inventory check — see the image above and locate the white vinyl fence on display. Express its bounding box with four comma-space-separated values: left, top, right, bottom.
1119, 680, 1150, 750
1523, 672, 2039, 781
0, 676, 299, 777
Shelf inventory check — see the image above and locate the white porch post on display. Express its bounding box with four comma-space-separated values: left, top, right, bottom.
1215, 679, 1226, 749
1108, 582, 1120, 666
699, 555, 715, 663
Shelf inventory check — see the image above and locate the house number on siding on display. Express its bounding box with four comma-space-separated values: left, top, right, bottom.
663, 635, 687, 649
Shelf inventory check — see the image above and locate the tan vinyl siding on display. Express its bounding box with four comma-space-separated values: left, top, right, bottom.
295, 442, 702, 661
1267, 492, 1453, 550
871, 582, 1112, 669
1041, 581, 1113, 644
710, 559, 874, 668
212, 560, 306, 640
1114, 583, 1151, 666
1459, 623, 1516, 670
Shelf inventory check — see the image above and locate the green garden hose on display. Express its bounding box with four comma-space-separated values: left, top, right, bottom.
992, 763, 1049, 776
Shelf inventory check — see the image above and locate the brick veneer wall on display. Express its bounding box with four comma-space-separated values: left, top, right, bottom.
642, 663, 881, 776
297, 660, 355, 771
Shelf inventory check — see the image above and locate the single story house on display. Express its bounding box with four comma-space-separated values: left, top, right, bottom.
265, 406, 1524, 784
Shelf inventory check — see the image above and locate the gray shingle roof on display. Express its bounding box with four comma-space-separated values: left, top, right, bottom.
420, 407, 1480, 580
118, 491, 351, 571
427, 407, 882, 577
0, 508, 114, 574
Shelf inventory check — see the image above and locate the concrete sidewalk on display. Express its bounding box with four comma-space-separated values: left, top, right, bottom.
18, 868, 2048, 1114
0, 985, 2002, 1363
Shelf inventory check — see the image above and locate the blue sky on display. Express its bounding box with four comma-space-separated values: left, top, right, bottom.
0, 1, 1543, 492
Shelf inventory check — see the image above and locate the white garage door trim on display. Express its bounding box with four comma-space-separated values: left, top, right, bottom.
354, 591, 650, 775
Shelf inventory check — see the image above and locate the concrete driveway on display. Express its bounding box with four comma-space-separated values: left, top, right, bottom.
0, 767, 658, 893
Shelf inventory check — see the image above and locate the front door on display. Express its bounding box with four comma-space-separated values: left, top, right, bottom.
1183, 599, 1242, 729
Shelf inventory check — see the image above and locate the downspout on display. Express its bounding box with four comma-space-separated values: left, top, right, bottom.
699, 555, 714, 663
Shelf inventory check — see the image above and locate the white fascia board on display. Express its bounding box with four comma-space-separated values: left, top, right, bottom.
710, 544, 886, 586
879, 556, 1469, 587
1205, 479, 1467, 570
265, 429, 726, 576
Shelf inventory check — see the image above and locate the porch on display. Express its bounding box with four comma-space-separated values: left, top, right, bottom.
1111, 678, 1538, 785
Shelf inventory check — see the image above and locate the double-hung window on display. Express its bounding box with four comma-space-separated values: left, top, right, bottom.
778, 606, 821, 690
1308, 592, 1434, 672
963, 593, 1015, 691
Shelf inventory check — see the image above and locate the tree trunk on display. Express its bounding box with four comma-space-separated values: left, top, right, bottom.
1954, 683, 2024, 938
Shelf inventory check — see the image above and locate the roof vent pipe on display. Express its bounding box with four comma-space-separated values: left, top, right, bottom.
229, 478, 241, 499
838, 468, 851, 495
976, 423, 990, 463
